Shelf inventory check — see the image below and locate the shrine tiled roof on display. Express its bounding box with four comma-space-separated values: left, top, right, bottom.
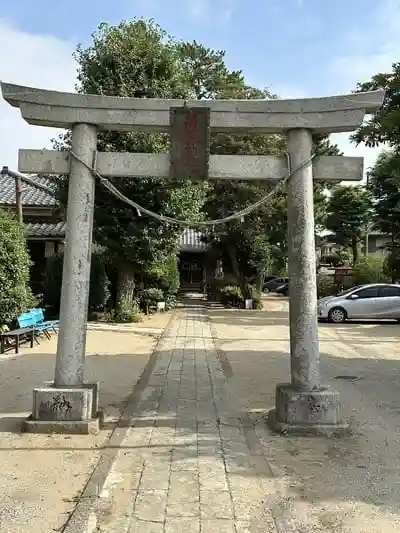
0, 173, 57, 206
25, 221, 66, 238
179, 229, 207, 252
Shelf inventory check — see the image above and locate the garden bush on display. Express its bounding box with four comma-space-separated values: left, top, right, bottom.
143, 255, 180, 299
206, 279, 228, 301
139, 287, 164, 314
246, 285, 263, 309
352, 255, 389, 285
0, 208, 35, 326
219, 285, 243, 307
215, 283, 262, 309
105, 298, 142, 323
320, 254, 342, 267
43, 251, 110, 316
317, 273, 336, 297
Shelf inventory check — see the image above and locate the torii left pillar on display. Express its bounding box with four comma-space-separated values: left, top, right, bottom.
33, 123, 100, 434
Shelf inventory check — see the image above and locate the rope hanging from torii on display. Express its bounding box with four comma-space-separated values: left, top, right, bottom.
69, 149, 316, 227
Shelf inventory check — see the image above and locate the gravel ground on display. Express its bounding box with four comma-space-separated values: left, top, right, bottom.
209, 297, 400, 532
0, 321, 164, 533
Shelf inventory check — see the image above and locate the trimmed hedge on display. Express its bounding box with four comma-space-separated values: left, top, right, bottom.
0, 208, 35, 326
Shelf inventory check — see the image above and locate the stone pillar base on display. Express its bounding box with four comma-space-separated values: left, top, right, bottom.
267, 383, 348, 436
22, 382, 102, 435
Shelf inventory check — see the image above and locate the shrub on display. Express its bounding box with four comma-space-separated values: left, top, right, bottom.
320, 254, 340, 267
247, 285, 263, 309
43, 251, 110, 316
0, 208, 35, 326
353, 255, 389, 285
219, 285, 243, 307
317, 273, 336, 297
144, 254, 180, 299
206, 279, 228, 301
139, 287, 164, 314
165, 295, 178, 310
384, 244, 400, 282
105, 299, 142, 323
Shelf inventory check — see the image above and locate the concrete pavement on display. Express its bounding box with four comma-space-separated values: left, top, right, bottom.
83, 306, 276, 532
82, 300, 400, 532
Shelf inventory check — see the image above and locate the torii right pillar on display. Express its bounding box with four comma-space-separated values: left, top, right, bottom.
269, 122, 382, 436
268, 128, 335, 435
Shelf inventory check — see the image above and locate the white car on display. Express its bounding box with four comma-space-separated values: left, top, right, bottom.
317, 283, 400, 323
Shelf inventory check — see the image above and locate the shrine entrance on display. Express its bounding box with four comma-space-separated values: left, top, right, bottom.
180, 255, 204, 291
1, 81, 384, 435
179, 229, 207, 293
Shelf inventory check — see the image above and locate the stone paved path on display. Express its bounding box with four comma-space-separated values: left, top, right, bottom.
90, 306, 278, 532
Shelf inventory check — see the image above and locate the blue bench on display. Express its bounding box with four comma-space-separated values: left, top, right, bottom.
0, 311, 40, 354
29, 308, 59, 334
18, 311, 51, 341
0, 309, 59, 354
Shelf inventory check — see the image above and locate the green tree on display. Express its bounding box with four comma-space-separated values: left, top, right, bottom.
55, 19, 209, 311
0, 208, 34, 326
55, 17, 343, 302
352, 62, 400, 148
325, 185, 373, 265
353, 255, 389, 285
205, 133, 341, 292
368, 150, 400, 280
368, 151, 400, 238
351, 63, 400, 278
168, 38, 342, 288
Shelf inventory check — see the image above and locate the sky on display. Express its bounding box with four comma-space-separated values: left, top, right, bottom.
0, 0, 399, 178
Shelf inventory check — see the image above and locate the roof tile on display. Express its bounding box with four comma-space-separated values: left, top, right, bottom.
25, 221, 66, 238
0, 174, 57, 206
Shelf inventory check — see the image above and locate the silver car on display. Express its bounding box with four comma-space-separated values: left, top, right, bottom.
318, 283, 400, 323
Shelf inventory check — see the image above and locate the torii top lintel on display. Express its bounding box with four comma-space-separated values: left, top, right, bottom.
1, 82, 385, 134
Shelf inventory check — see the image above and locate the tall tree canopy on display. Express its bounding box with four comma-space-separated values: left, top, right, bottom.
368, 151, 400, 239
352, 62, 400, 149
56, 20, 210, 308
55, 17, 343, 303
325, 185, 373, 265
368, 151, 400, 280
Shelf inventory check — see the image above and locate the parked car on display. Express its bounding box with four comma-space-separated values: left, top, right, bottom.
318, 283, 400, 323
263, 277, 289, 293
275, 282, 289, 296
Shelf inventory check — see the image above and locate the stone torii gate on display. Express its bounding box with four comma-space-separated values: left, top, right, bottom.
1, 82, 384, 434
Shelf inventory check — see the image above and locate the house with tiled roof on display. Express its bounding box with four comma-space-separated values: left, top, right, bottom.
0, 172, 65, 240
0, 171, 67, 292
0, 170, 211, 294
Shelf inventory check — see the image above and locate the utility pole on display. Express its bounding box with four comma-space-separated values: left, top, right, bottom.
15, 175, 23, 223
1, 166, 23, 223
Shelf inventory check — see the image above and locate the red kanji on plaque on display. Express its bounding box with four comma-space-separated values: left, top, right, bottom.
169, 106, 210, 181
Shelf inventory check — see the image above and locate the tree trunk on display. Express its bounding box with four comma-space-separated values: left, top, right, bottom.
255, 271, 264, 291
116, 267, 135, 310
351, 237, 359, 265
227, 243, 248, 299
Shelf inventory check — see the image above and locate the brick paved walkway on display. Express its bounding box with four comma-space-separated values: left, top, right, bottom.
91, 306, 278, 532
